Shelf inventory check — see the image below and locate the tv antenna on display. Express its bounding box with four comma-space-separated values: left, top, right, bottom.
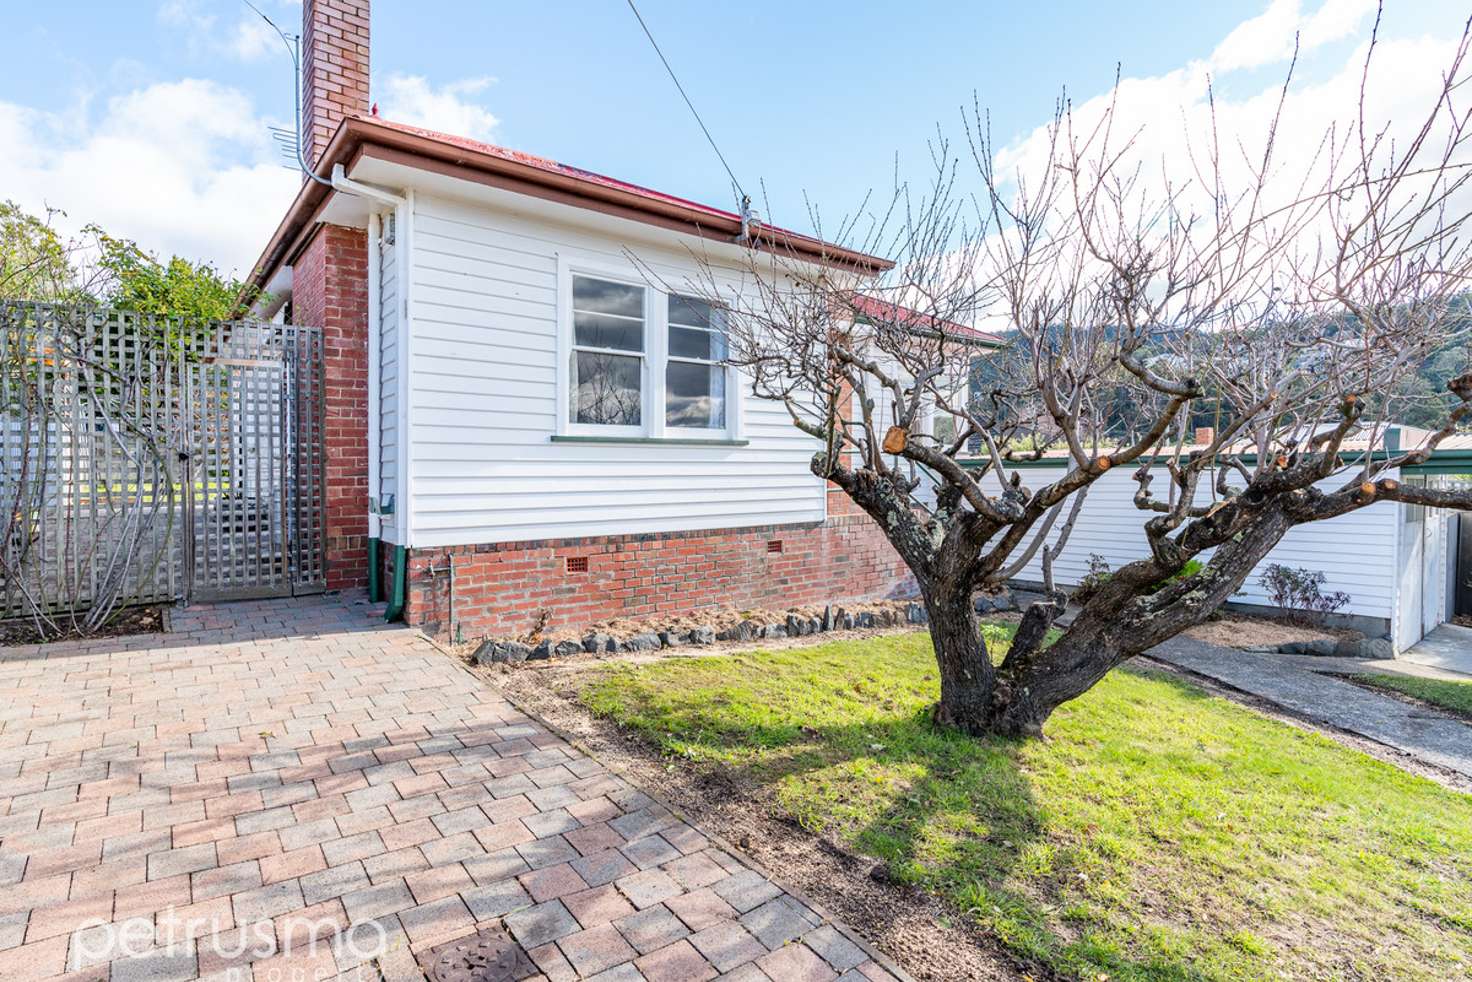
241, 0, 331, 187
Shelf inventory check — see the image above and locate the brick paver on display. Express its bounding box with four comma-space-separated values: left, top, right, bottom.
0, 595, 904, 979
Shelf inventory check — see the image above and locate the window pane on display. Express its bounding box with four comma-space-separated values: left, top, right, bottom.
573, 276, 643, 318
666, 361, 726, 428
572, 351, 642, 425
668, 294, 712, 329
575, 313, 644, 352
669, 325, 727, 360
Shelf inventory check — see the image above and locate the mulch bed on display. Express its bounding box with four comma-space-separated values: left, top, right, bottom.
1184, 614, 1359, 650
0, 604, 164, 646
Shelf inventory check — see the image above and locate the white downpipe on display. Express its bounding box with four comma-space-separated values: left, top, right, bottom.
331, 164, 405, 209
365, 211, 382, 539
396, 190, 415, 548
329, 164, 407, 543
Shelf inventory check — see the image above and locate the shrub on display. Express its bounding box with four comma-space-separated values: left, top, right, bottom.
1072, 553, 1113, 604
1257, 564, 1350, 625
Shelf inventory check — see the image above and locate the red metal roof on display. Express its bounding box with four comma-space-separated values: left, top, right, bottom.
366, 117, 760, 228
846, 293, 1004, 346
245, 116, 893, 300
357, 116, 892, 273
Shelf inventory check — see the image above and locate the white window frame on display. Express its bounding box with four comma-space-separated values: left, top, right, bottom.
560, 264, 649, 438
664, 293, 733, 438
555, 256, 740, 442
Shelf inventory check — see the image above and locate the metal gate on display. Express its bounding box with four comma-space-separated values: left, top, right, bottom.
0, 302, 325, 624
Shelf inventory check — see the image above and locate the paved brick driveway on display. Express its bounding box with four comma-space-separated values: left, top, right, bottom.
0, 596, 901, 981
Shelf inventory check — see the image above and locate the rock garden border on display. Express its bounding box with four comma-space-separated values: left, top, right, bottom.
473, 590, 1020, 665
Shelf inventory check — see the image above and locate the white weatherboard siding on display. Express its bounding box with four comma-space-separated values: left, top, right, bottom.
403, 192, 826, 548
377, 219, 400, 542
1003, 464, 1398, 620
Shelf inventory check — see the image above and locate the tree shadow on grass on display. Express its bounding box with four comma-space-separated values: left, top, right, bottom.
611, 686, 1218, 982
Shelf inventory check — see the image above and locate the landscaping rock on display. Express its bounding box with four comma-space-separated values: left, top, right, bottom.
658, 629, 692, 648
838, 611, 855, 630
1355, 636, 1394, 659
974, 588, 1019, 613
529, 640, 552, 660
1279, 638, 1340, 656
620, 632, 662, 652
690, 625, 716, 645
582, 632, 617, 653
808, 616, 823, 634
716, 620, 758, 642
553, 640, 582, 658
857, 612, 876, 628
765, 623, 787, 638
786, 614, 805, 636
474, 640, 532, 665
906, 603, 929, 625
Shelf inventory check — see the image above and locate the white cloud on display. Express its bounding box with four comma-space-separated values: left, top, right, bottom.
158, 0, 290, 64
227, 16, 285, 63
970, 4, 1471, 335
377, 74, 500, 142
1208, 0, 1377, 73
995, 15, 1465, 224
0, 79, 300, 277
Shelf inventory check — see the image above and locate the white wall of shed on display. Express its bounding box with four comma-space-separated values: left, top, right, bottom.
1003, 463, 1400, 621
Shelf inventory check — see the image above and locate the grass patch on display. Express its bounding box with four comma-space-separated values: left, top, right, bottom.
1356, 673, 1472, 719
578, 625, 1472, 981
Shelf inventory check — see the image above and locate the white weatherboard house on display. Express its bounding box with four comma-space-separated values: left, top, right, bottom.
252, 1, 1466, 651
247, 0, 933, 638
989, 430, 1472, 653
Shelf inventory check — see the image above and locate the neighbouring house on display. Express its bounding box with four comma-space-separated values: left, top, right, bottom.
988, 427, 1472, 652
245, 0, 1006, 638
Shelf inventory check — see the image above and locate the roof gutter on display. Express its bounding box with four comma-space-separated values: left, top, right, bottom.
331, 162, 406, 209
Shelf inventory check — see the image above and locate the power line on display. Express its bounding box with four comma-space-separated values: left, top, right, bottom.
240, 0, 330, 187
623, 0, 748, 207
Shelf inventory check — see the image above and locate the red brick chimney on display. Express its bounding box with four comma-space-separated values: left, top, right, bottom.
302, 0, 370, 170
293, 0, 372, 591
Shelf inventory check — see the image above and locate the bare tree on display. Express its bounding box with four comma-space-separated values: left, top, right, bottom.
1, 210, 181, 638
698, 15, 1472, 736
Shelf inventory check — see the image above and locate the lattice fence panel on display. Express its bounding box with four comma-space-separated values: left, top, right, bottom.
0, 301, 324, 629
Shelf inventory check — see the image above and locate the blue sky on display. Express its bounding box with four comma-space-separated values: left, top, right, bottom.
0, 1, 1462, 275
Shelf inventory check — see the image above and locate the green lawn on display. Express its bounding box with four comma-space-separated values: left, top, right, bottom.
579, 625, 1472, 981
1356, 673, 1472, 719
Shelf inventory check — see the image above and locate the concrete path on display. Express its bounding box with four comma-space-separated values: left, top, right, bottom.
1403, 623, 1472, 677
1149, 637, 1472, 779
0, 595, 898, 981
1264, 653, 1472, 683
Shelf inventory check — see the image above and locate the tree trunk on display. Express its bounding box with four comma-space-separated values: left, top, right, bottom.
924, 589, 997, 736
991, 620, 1117, 737
975, 504, 1300, 736
923, 585, 1107, 739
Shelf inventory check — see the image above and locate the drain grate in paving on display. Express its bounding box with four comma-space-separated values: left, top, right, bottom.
416, 924, 534, 982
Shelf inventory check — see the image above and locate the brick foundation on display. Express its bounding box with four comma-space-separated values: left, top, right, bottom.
294, 223, 370, 592
400, 514, 913, 638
